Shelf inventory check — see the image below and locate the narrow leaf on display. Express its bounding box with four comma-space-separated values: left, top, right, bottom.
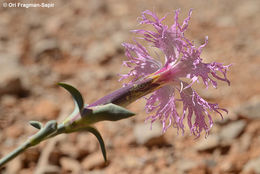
29, 121, 43, 130
58, 83, 84, 112
85, 126, 107, 162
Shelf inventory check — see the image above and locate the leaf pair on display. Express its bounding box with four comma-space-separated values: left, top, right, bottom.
58, 83, 135, 162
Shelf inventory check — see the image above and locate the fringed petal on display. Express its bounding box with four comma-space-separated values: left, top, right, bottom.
120, 9, 231, 136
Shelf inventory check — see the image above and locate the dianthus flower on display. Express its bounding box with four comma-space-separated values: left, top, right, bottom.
0, 9, 232, 167
117, 9, 231, 137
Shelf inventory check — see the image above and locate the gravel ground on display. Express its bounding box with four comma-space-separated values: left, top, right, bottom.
0, 0, 260, 174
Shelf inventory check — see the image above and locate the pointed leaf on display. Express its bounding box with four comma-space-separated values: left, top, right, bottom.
87, 103, 135, 123
58, 82, 84, 112
85, 126, 107, 162
29, 121, 43, 129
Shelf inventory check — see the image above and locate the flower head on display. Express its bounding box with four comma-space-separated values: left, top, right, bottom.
120, 9, 231, 137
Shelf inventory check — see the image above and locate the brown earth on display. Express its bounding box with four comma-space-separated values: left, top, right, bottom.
0, 0, 260, 174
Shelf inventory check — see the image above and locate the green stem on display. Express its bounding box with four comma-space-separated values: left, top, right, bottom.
0, 120, 59, 168
0, 81, 139, 167
0, 141, 30, 167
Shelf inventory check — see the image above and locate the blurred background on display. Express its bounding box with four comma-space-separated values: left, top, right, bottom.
0, 0, 259, 173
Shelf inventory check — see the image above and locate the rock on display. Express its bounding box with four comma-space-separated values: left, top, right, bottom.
143, 165, 156, 174
240, 133, 252, 152
81, 152, 106, 170
216, 15, 235, 27
235, 0, 260, 19
205, 159, 217, 168
0, 95, 17, 107
219, 152, 249, 173
47, 148, 62, 166
220, 161, 235, 173
60, 157, 82, 174
6, 156, 22, 174
195, 134, 220, 152
19, 168, 34, 174
121, 155, 143, 169
177, 159, 200, 173
5, 123, 25, 138
86, 170, 106, 174
108, 2, 129, 16
44, 16, 64, 35
243, 156, 260, 174
110, 32, 127, 49
33, 39, 61, 61
84, 40, 116, 64
59, 142, 79, 159
219, 120, 246, 141
76, 133, 96, 159
198, 86, 231, 101
32, 98, 60, 120
0, 54, 28, 97
236, 96, 260, 120
133, 122, 166, 146
0, 130, 3, 142
22, 148, 41, 166
88, 0, 108, 14
188, 165, 208, 174
34, 165, 60, 174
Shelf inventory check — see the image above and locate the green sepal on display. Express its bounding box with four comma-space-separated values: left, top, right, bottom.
58, 82, 84, 113
84, 103, 135, 124
29, 121, 43, 130
85, 126, 107, 162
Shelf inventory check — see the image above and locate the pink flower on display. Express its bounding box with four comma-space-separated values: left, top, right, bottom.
120, 9, 231, 137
